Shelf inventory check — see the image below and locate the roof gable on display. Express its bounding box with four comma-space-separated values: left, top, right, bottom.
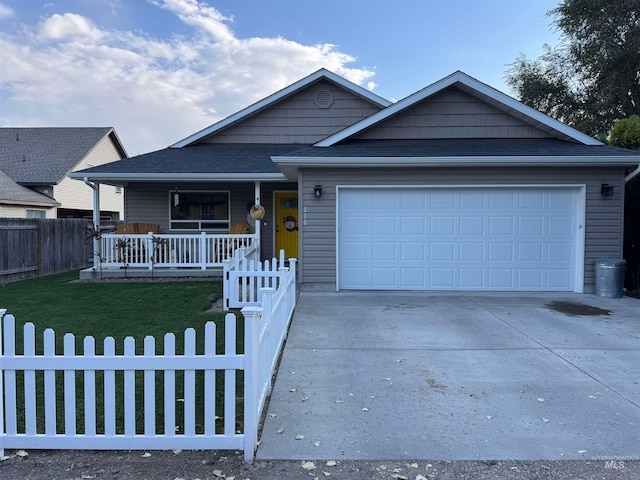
0, 127, 127, 185
315, 71, 602, 146
170, 69, 391, 148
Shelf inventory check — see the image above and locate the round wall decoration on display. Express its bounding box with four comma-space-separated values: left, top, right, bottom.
249, 204, 265, 220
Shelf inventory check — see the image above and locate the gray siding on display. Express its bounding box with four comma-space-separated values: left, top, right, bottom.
355, 87, 553, 140
299, 167, 626, 292
124, 182, 296, 259
205, 80, 383, 144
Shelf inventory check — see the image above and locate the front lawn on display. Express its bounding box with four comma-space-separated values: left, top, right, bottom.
0, 271, 242, 435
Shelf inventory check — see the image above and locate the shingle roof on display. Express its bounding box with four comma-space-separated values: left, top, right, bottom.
285, 139, 640, 158
0, 169, 60, 206
0, 127, 121, 184
73, 144, 300, 176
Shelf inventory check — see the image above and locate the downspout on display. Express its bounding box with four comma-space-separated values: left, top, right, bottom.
84, 177, 100, 270
625, 164, 640, 183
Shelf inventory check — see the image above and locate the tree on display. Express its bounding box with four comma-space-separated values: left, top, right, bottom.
506, 0, 640, 138
610, 115, 640, 149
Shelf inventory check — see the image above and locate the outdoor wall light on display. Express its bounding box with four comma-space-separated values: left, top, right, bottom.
601, 184, 614, 197
314, 185, 323, 198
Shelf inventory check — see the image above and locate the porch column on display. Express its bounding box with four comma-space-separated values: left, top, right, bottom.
84, 178, 101, 270
254, 181, 261, 261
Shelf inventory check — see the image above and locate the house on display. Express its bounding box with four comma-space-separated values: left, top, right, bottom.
71, 69, 640, 293
0, 127, 127, 220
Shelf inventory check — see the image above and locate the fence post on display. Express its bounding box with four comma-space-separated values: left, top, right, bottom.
147, 233, 154, 271
0, 310, 6, 458
242, 306, 263, 463
200, 232, 207, 270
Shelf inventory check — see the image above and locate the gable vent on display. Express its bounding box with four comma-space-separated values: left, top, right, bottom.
314, 90, 334, 108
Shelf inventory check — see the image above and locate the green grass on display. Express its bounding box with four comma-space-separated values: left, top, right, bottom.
0, 271, 244, 436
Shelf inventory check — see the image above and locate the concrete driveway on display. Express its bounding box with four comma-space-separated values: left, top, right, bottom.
256, 291, 640, 461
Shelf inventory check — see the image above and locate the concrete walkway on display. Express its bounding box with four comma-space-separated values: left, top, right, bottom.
256, 291, 640, 461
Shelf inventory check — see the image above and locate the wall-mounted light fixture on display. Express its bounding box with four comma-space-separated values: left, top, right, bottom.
314, 184, 323, 198
601, 184, 614, 197
173, 192, 180, 206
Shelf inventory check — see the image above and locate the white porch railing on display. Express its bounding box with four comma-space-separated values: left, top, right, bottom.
223, 248, 292, 311
0, 261, 297, 462
99, 232, 256, 270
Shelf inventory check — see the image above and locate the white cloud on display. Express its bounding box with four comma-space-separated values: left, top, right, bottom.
0, 2, 14, 18
0, 1, 375, 155
40, 13, 104, 41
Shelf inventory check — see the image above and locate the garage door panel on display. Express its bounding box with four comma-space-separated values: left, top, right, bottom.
431, 191, 455, 208
518, 269, 543, 288
518, 243, 543, 261
338, 187, 578, 291
429, 242, 454, 261
401, 191, 427, 208
430, 268, 455, 287
372, 216, 396, 234
372, 268, 397, 287
548, 217, 573, 235
460, 268, 484, 288
401, 243, 425, 261
460, 216, 484, 235
488, 243, 513, 261
459, 242, 484, 261
518, 216, 544, 235
372, 242, 396, 261
489, 190, 516, 208
401, 216, 426, 234
489, 216, 514, 235
431, 217, 455, 234
547, 242, 572, 261
519, 191, 545, 209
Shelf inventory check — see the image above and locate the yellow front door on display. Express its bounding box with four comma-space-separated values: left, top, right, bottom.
275, 192, 299, 259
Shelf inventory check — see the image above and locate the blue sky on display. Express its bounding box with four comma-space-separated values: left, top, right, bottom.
0, 0, 562, 155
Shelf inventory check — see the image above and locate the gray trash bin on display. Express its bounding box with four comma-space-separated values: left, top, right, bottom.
594, 258, 626, 298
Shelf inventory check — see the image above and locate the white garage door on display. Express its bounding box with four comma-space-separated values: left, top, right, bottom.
338, 187, 580, 291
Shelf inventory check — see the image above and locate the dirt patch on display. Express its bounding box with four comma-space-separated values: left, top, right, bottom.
545, 300, 611, 317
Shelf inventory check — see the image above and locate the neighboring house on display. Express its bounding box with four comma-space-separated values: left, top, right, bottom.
0, 127, 127, 220
72, 69, 640, 293
0, 168, 60, 217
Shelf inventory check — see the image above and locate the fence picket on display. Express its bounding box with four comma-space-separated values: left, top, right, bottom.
144, 336, 156, 436
84, 337, 96, 436
24, 323, 37, 436
224, 314, 236, 437
64, 333, 76, 436
104, 337, 116, 437
184, 329, 196, 436
44, 328, 56, 436
164, 334, 176, 437
203, 322, 217, 435
124, 337, 136, 436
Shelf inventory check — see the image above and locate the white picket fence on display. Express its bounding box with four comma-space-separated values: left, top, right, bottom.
0, 261, 297, 462
223, 248, 292, 311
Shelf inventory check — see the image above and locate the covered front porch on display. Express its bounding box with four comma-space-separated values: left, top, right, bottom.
80, 179, 272, 280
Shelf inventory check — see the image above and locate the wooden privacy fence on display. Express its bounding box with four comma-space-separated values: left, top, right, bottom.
0, 219, 92, 283
0, 259, 297, 462
223, 248, 290, 311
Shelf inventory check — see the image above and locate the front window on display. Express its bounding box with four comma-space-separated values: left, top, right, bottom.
170, 191, 230, 230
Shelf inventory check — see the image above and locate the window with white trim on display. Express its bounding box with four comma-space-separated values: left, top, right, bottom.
170, 191, 230, 230
26, 209, 46, 219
